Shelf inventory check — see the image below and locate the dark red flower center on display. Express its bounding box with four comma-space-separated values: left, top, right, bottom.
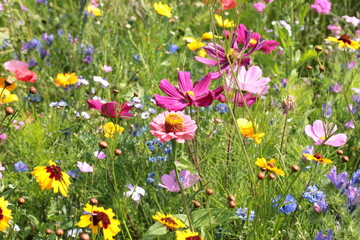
186, 236, 202, 240
92, 211, 110, 229
0, 207, 3, 221
160, 217, 176, 225
338, 34, 352, 45
313, 153, 323, 160
46, 165, 63, 181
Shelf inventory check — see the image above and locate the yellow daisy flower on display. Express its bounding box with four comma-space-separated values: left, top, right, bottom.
86, 5, 102, 16
0, 88, 18, 104
187, 41, 206, 51
255, 158, 285, 176
303, 153, 333, 164
325, 34, 360, 50
0, 197, 12, 232
176, 229, 203, 240
154, 2, 172, 18
214, 14, 235, 28
101, 122, 125, 138
237, 118, 265, 144
54, 73, 79, 87
77, 204, 121, 240
31, 160, 71, 196
0, 78, 16, 91
152, 212, 186, 230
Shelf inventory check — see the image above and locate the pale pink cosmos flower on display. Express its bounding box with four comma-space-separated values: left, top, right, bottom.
0, 133, 6, 144
77, 161, 93, 172
343, 15, 360, 27
3, 60, 28, 73
150, 111, 197, 143
310, 0, 331, 15
253, 2, 266, 12
226, 66, 270, 95
0, 162, 5, 179
124, 184, 145, 205
160, 169, 199, 192
305, 120, 347, 147
93, 151, 106, 159
103, 65, 113, 72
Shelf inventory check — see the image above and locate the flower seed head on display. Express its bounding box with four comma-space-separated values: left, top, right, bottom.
341, 155, 349, 163
319, 65, 325, 72
268, 173, 276, 180
89, 198, 99, 205
4, 78, 14, 87
192, 200, 201, 208
315, 46, 323, 53
291, 165, 300, 172
258, 172, 266, 180
45, 229, 53, 235
17, 197, 26, 205
29, 86, 37, 94
336, 150, 344, 155
306, 65, 313, 70
99, 141, 108, 149
113, 89, 119, 95
228, 195, 236, 201
281, 95, 296, 114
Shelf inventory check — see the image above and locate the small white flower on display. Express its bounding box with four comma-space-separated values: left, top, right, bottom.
141, 111, 150, 119
124, 184, 145, 205
93, 76, 110, 88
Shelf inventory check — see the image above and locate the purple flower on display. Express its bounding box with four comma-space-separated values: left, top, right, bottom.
302, 145, 314, 160
124, 184, 145, 204
344, 186, 360, 206
325, 166, 348, 189
42, 33, 54, 46
20, 5, 28, 11
322, 103, 332, 118
314, 197, 328, 213
314, 230, 333, 240
305, 120, 347, 147
344, 120, 355, 129
236, 207, 255, 221
350, 167, 360, 186
329, 83, 342, 93
160, 169, 199, 192
253, 2, 266, 12
68, 170, 79, 180
77, 161, 93, 172
272, 194, 297, 214
14, 161, 28, 172
311, 0, 331, 15
303, 185, 325, 203
94, 151, 106, 159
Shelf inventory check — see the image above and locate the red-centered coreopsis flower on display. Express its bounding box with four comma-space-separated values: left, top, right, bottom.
87, 100, 132, 118
150, 111, 197, 143
154, 71, 222, 111
305, 120, 347, 147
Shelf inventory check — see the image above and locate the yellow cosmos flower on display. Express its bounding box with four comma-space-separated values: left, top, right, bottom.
176, 229, 203, 240
86, 5, 102, 16
55, 73, 79, 87
0, 78, 16, 91
237, 118, 265, 144
77, 203, 121, 240
152, 212, 186, 230
154, 2, 172, 18
255, 158, 285, 176
0, 88, 18, 104
31, 160, 71, 196
325, 34, 360, 50
101, 122, 124, 138
304, 153, 333, 164
214, 14, 235, 28
0, 197, 12, 232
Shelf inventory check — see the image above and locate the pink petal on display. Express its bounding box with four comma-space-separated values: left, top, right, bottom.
325, 134, 347, 147
3, 60, 28, 73
87, 100, 102, 111
194, 56, 219, 67
178, 71, 193, 93
193, 72, 212, 96
154, 95, 188, 111
159, 79, 183, 98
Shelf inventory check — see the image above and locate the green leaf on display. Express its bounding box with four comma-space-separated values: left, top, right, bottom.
142, 222, 168, 240
191, 208, 236, 228
27, 214, 40, 227
296, 50, 317, 67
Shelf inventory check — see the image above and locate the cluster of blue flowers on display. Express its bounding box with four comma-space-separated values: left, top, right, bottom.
235, 207, 255, 221
272, 194, 297, 214
302, 185, 326, 204
146, 139, 172, 163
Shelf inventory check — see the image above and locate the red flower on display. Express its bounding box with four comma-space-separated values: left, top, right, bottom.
15, 69, 38, 83
216, 0, 237, 13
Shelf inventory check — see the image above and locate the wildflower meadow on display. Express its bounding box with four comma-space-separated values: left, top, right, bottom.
0, 0, 360, 239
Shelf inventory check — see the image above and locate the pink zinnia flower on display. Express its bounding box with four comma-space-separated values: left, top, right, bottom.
150, 111, 197, 143
3, 60, 28, 73
305, 120, 347, 147
160, 169, 199, 192
253, 2, 266, 12
226, 65, 270, 95
311, 0, 331, 15
87, 100, 132, 118
77, 161, 93, 172
154, 71, 222, 111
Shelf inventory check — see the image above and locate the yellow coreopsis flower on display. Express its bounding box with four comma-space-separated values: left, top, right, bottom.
0, 78, 16, 91
55, 73, 79, 87
255, 158, 285, 176
0, 88, 18, 104
237, 118, 265, 144
77, 203, 121, 240
31, 160, 71, 196
152, 212, 186, 230
304, 153, 333, 164
154, 2, 172, 18
0, 197, 12, 232
214, 14, 235, 28
101, 122, 124, 138
176, 229, 203, 240
325, 34, 360, 50
86, 5, 102, 16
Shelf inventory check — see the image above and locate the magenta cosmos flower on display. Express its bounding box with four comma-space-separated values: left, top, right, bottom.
154, 71, 222, 111
87, 100, 132, 118
150, 111, 197, 143
305, 120, 347, 147
160, 169, 199, 192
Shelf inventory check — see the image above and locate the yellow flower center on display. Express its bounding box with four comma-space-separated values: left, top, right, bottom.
250, 38, 257, 45
185, 91, 195, 97
320, 136, 326, 140
165, 113, 184, 133
227, 48, 240, 63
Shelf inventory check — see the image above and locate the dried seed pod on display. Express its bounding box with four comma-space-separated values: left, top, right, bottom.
17, 197, 26, 205
228, 200, 236, 208
268, 173, 277, 180
336, 150, 344, 156
341, 156, 349, 163
89, 198, 99, 205
55, 229, 64, 236
228, 195, 236, 201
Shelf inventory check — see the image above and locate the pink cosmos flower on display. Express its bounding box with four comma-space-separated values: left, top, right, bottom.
94, 151, 107, 159
305, 120, 347, 147
154, 71, 222, 111
310, 0, 331, 15
160, 169, 199, 192
103, 65, 113, 72
226, 66, 270, 95
343, 15, 360, 27
124, 184, 145, 205
3, 60, 28, 73
150, 111, 197, 143
87, 100, 132, 118
0, 162, 4, 179
14, 69, 37, 83
216, 0, 237, 13
344, 120, 355, 129
77, 161, 93, 172
253, 2, 266, 12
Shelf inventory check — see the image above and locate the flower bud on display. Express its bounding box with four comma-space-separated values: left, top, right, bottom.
228, 200, 236, 208
17, 197, 26, 205
315, 46, 323, 53
206, 189, 214, 195
228, 195, 236, 201
113, 89, 119, 95
45, 229, 53, 235
55, 229, 64, 236
4, 79, 14, 87
336, 150, 344, 155
114, 149, 122, 155
268, 173, 276, 180
99, 141, 108, 149
192, 200, 201, 208
5, 107, 14, 115
29, 86, 37, 94
319, 65, 325, 72
80, 233, 91, 240
341, 155, 349, 163
291, 165, 300, 172
306, 65, 313, 70
324, 50, 329, 55
89, 198, 99, 205
282, 95, 296, 114
213, 118, 223, 124
257, 172, 266, 180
